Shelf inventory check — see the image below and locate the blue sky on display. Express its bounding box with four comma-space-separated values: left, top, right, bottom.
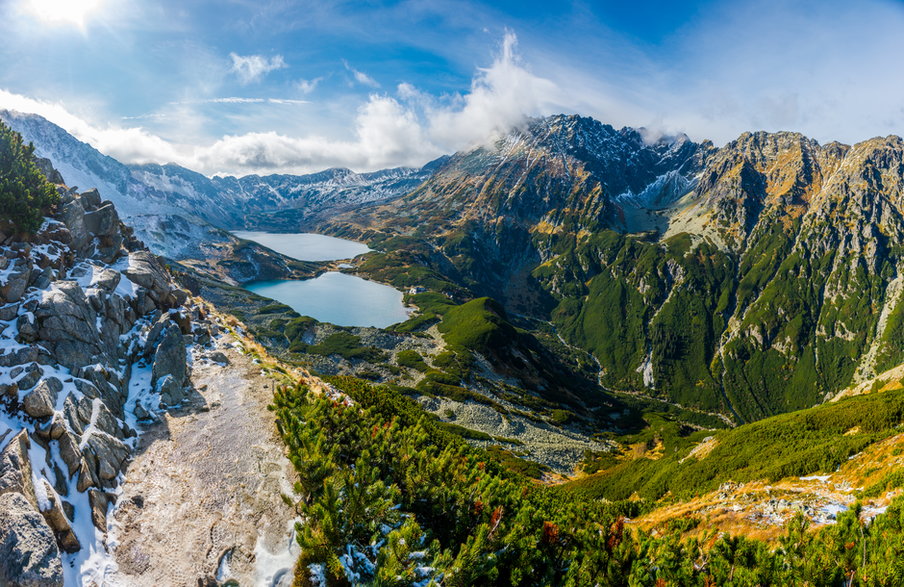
1, 0, 904, 175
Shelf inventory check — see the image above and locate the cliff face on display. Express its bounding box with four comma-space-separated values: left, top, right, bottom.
0, 176, 220, 583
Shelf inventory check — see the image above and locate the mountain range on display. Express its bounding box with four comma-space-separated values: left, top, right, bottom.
6, 109, 904, 425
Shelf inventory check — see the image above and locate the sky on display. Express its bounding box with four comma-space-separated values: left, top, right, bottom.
1, 0, 904, 176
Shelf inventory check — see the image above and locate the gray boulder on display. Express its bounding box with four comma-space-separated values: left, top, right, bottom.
0, 431, 34, 501
16, 312, 39, 343
56, 200, 90, 254
0, 492, 63, 587
1, 260, 32, 303
13, 362, 43, 392
83, 203, 119, 238
82, 432, 129, 485
35, 281, 102, 369
122, 251, 185, 308
76, 189, 101, 211
21, 378, 61, 420
151, 323, 188, 396
36, 480, 80, 553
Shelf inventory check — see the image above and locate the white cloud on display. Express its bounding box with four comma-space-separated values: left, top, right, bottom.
8, 1, 904, 179
170, 97, 308, 105
0, 33, 560, 176
229, 53, 287, 84
342, 60, 380, 88
296, 77, 323, 95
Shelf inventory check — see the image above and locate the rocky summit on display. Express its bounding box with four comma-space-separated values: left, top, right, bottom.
0, 167, 221, 584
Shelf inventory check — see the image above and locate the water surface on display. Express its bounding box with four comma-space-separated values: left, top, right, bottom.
232, 231, 370, 262
246, 271, 410, 328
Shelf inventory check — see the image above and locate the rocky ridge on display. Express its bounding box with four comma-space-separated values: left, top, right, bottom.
0, 177, 220, 584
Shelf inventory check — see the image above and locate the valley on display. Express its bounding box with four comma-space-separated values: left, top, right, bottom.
3, 109, 904, 585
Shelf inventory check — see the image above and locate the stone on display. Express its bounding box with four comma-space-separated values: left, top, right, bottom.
0, 492, 64, 586
0, 302, 19, 321
30, 267, 53, 291
82, 432, 129, 484
92, 267, 121, 293
57, 199, 90, 253
14, 362, 43, 391
87, 489, 114, 532
1, 260, 32, 303
157, 374, 183, 407
76, 459, 96, 493
0, 382, 18, 402
76, 189, 102, 211
122, 251, 182, 309
37, 480, 80, 554
83, 203, 119, 237
57, 430, 82, 478
21, 379, 62, 420
0, 431, 34, 500
16, 312, 39, 343
34, 158, 64, 185
151, 323, 188, 392
205, 351, 230, 365
0, 346, 38, 367
35, 281, 102, 369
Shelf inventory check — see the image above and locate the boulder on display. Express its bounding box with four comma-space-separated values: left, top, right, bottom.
1, 260, 32, 303
151, 323, 188, 395
35, 281, 103, 369
122, 251, 184, 308
56, 430, 82, 478
0, 492, 63, 586
21, 379, 62, 420
157, 374, 183, 407
92, 267, 121, 293
14, 362, 43, 391
34, 158, 64, 185
205, 351, 230, 365
76, 189, 102, 211
0, 346, 39, 368
0, 431, 34, 500
16, 312, 39, 343
87, 489, 114, 532
37, 480, 80, 554
83, 203, 119, 238
57, 200, 90, 253
82, 433, 129, 484
0, 302, 19, 321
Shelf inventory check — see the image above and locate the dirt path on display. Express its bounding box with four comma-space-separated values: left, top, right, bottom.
105, 335, 299, 586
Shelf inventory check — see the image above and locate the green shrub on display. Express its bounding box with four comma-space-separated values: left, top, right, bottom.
396, 349, 429, 372
0, 120, 59, 232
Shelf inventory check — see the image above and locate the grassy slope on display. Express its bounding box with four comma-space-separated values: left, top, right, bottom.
565, 388, 904, 502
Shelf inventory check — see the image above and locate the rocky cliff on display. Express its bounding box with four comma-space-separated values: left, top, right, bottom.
0, 174, 220, 584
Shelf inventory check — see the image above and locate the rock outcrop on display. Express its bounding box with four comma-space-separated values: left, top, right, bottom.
0, 168, 220, 583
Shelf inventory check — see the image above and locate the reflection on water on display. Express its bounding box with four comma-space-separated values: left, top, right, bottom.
245, 272, 410, 328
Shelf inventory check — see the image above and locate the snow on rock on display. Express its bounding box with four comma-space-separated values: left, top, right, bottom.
0, 173, 220, 584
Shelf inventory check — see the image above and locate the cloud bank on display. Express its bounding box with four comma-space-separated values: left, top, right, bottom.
0, 32, 559, 175
3, 0, 904, 177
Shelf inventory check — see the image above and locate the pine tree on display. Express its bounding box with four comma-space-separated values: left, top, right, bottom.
0, 119, 58, 232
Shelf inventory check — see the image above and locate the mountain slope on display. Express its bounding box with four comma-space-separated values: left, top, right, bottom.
0, 110, 438, 283
321, 116, 904, 423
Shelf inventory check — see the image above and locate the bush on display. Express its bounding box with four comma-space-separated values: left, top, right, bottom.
396, 349, 429, 372
0, 120, 59, 232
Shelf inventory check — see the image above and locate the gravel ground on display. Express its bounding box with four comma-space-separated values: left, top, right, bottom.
418, 396, 610, 474
105, 336, 299, 586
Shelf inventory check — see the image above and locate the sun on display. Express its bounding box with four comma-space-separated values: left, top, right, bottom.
26, 0, 102, 27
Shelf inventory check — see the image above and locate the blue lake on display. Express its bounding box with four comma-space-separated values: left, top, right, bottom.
231, 231, 371, 262
246, 271, 411, 328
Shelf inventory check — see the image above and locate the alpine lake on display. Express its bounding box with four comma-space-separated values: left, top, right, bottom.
233, 231, 411, 328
